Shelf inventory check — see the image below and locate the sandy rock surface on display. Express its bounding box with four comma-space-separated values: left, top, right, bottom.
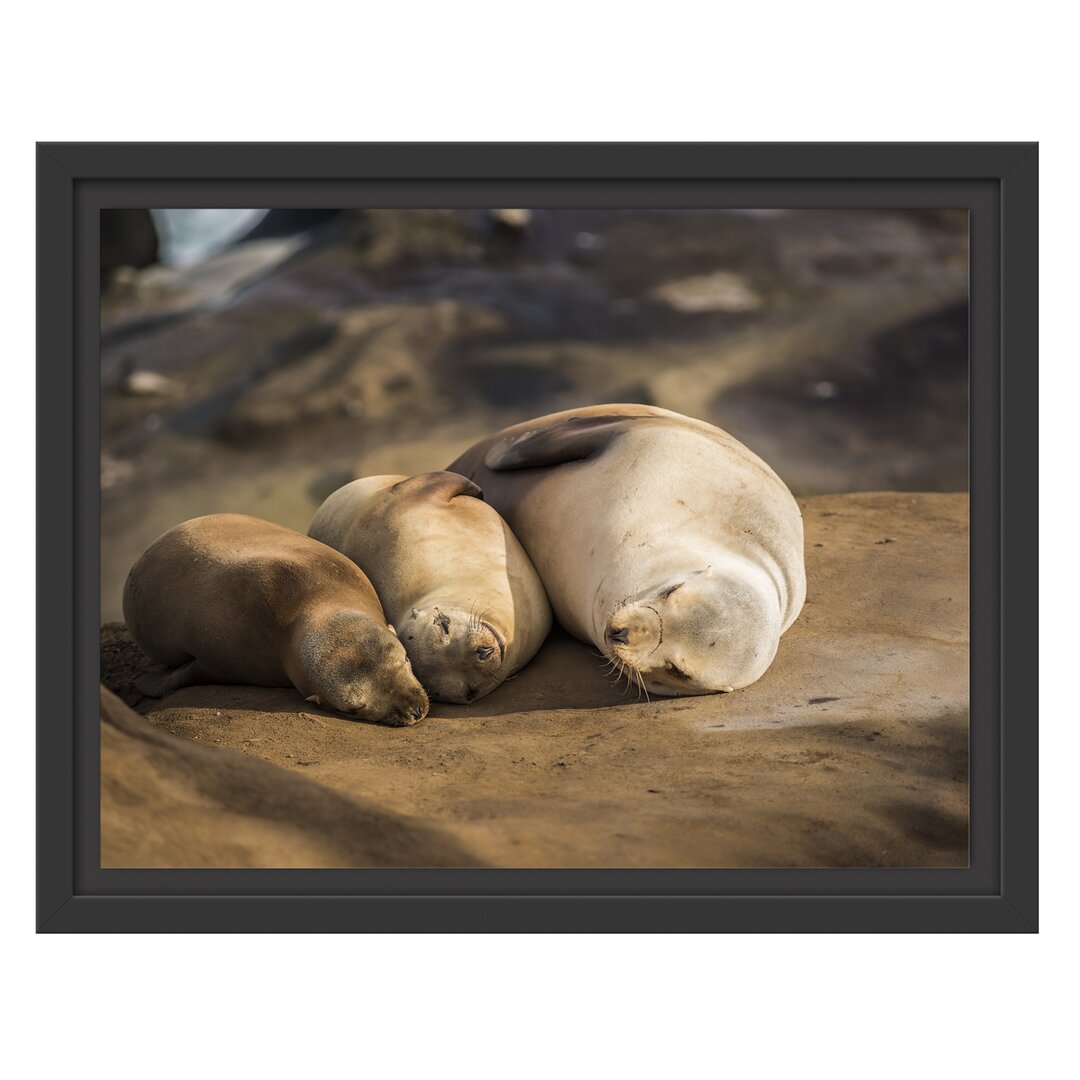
101, 492, 968, 868
100, 686, 478, 868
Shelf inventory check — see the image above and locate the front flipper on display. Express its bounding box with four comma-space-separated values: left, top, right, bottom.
483, 415, 659, 471
134, 658, 213, 698
390, 471, 483, 502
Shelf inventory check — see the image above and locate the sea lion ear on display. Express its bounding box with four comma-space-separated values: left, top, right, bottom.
483, 415, 654, 471
390, 471, 483, 503
304, 694, 322, 706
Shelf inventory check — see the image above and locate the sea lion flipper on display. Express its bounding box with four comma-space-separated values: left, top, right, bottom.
134, 658, 211, 698
484, 415, 651, 471
390, 471, 483, 503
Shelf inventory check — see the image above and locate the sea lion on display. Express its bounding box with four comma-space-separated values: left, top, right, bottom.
309, 472, 551, 703
122, 514, 429, 725
447, 405, 806, 696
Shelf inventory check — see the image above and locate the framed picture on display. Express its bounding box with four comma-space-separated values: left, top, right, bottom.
37, 142, 1037, 932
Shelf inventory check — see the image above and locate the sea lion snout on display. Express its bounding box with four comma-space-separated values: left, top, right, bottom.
359, 670, 430, 726
387, 692, 430, 727
401, 605, 508, 704
383, 657, 431, 725
606, 603, 662, 657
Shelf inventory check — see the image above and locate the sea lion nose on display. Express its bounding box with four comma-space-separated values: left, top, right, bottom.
408, 703, 426, 721
606, 607, 661, 651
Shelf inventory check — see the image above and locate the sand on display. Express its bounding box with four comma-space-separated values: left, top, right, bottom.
100, 686, 480, 868
100, 492, 968, 868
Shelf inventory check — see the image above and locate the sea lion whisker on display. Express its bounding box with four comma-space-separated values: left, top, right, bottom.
603, 653, 625, 687
637, 668, 651, 704
471, 600, 493, 632
471, 603, 495, 639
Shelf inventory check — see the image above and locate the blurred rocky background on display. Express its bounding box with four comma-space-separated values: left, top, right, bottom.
100, 207, 968, 620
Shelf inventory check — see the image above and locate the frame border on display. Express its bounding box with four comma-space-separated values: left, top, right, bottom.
37, 143, 1038, 932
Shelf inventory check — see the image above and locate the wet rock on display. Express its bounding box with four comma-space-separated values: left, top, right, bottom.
121, 369, 184, 398
102, 236, 307, 334
348, 209, 484, 276
705, 299, 969, 494
651, 270, 764, 313
490, 208, 532, 231
221, 300, 506, 443
100, 454, 135, 491
239, 208, 340, 242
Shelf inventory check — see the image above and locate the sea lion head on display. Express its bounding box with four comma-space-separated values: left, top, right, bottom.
294, 609, 430, 726
400, 605, 506, 703
602, 565, 780, 697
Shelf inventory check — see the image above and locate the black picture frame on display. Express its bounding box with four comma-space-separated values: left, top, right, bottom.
37, 142, 1038, 933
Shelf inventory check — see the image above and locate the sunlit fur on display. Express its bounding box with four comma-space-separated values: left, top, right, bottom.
122, 514, 430, 726
309, 473, 551, 705
600, 565, 780, 696
290, 609, 429, 722
446, 405, 805, 701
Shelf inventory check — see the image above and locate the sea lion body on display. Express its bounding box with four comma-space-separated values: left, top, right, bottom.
122, 514, 429, 725
447, 405, 805, 696
309, 472, 551, 703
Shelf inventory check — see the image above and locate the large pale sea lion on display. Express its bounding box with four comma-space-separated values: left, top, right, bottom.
447, 405, 806, 696
122, 514, 429, 725
309, 472, 551, 703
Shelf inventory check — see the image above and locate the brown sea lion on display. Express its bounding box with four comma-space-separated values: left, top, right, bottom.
309, 472, 551, 703
122, 513, 429, 725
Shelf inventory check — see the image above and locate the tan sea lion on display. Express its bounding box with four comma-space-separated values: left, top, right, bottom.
122, 514, 429, 725
309, 472, 551, 703
447, 405, 806, 696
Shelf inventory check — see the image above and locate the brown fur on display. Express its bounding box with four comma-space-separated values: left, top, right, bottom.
123, 514, 428, 725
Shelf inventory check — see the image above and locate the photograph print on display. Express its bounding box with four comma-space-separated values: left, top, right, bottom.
98, 205, 969, 869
